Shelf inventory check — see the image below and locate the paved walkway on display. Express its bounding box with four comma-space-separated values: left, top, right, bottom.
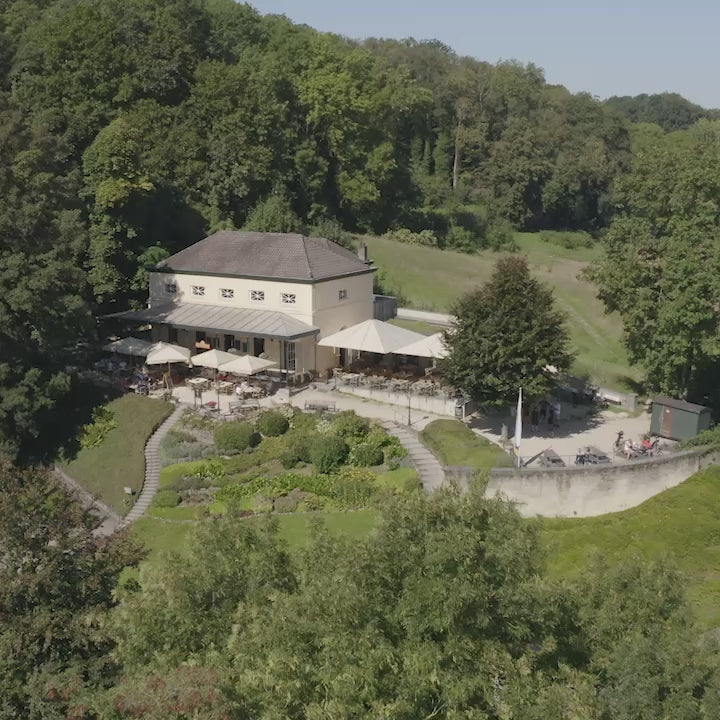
121, 405, 185, 526
54, 465, 123, 537
382, 421, 445, 491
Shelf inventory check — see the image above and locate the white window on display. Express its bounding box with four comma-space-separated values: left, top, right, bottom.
165, 282, 177, 295
338, 289, 348, 300
287, 342, 296, 371
220, 288, 234, 300
281, 293, 296, 305
250, 290, 265, 302
191, 285, 205, 297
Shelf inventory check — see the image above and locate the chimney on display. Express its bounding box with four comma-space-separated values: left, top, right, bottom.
357, 244, 369, 264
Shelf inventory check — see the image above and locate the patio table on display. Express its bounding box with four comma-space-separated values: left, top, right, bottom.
214, 380, 234, 394
187, 377, 210, 390
342, 373, 361, 385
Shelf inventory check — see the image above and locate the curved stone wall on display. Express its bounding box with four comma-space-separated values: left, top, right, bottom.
445, 447, 720, 518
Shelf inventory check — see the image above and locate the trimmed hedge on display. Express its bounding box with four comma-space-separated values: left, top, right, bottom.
214, 422, 261, 453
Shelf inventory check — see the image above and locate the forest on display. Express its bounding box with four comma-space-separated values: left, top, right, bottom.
0, 0, 719, 455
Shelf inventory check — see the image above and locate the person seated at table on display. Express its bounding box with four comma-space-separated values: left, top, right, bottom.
235, 380, 251, 398
624, 438, 635, 459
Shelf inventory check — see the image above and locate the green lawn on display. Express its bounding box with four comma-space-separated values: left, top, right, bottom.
420, 419, 512, 468
131, 509, 378, 568
541, 466, 720, 629
63, 395, 173, 515
388, 318, 439, 336
366, 233, 641, 391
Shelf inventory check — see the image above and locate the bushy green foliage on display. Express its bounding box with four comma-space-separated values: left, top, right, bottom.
79, 406, 117, 449
682, 425, 720, 448
331, 410, 371, 440
384, 227, 439, 246
214, 422, 260, 453
257, 410, 290, 437
309, 217, 353, 248
310, 435, 349, 473
444, 256, 573, 404
243, 195, 304, 233
152, 490, 181, 508
192, 458, 225, 484
540, 229, 594, 249
348, 441, 384, 467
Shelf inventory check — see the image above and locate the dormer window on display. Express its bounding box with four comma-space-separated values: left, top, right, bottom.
192, 285, 205, 296
250, 290, 265, 302
220, 288, 234, 300
281, 293, 296, 304
165, 282, 177, 295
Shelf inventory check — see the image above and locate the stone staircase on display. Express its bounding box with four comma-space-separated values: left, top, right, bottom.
382, 421, 445, 491
121, 405, 185, 526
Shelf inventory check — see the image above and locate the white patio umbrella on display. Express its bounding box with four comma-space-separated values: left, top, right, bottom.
219, 354, 277, 376
145, 342, 192, 393
191, 348, 239, 406
392, 332, 448, 359
102, 337, 152, 357
317, 319, 426, 355
145, 342, 192, 365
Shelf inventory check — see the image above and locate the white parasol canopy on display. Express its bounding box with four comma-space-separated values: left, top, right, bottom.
220, 354, 277, 376
392, 332, 448, 359
102, 337, 152, 357
317, 319, 426, 354
145, 342, 192, 365
190, 348, 238, 369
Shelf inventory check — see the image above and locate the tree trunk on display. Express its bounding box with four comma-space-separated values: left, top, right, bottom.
452, 122, 461, 191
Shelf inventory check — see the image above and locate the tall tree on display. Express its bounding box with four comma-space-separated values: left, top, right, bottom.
590, 120, 720, 400
0, 462, 142, 718
442, 256, 573, 404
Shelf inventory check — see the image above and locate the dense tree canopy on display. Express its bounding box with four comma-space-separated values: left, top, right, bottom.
442, 256, 573, 404
0, 463, 142, 719
103, 488, 720, 718
605, 92, 720, 132
590, 120, 720, 403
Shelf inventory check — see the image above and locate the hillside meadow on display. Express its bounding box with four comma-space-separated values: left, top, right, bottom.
367, 233, 642, 391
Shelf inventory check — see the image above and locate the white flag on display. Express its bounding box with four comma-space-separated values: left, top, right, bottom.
514, 388, 522, 455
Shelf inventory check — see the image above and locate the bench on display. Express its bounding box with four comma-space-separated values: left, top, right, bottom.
228, 400, 259, 414
304, 400, 336, 413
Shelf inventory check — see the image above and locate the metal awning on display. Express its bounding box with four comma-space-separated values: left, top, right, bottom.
107, 303, 319, 341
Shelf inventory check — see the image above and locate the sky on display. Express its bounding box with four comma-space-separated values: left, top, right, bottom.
248, 0, 720, 108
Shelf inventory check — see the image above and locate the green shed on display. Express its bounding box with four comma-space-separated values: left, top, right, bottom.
650, 396, 712, 441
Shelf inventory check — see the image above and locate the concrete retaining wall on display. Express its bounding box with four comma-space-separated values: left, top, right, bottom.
445, 447, 720, 518
339, 384, 457, 417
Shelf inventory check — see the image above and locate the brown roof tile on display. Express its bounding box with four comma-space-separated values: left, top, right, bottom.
156, 231, 371, 281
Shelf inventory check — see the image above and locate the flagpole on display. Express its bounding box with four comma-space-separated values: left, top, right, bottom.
515, 388, 522, 467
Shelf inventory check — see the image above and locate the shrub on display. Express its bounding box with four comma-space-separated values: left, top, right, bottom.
152, 490, 181, 508
176, 475, 212, 491
384, 228, 438, 246
280, 449, 301, 469
289, 411, 318, 433
214, 422, 260, 453
332, 411, 370, 440
310, 435, 349, 473
257, 411, 290, 437
349, 442, 384, 467
79, 406, 117, 449
273, 494, 299, 513
309, 217, 353, 249
193, 458, 225, 484
485, 219, 516, 250
333, 467, 375, 507
243, 194, 304, 233
445, 224, 479, 253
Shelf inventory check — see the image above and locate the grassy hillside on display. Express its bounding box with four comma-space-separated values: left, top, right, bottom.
367, 233, 641, 391
63, 395, 173, 514
541, 466, 720, 629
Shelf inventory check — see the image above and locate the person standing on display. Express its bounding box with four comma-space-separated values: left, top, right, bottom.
552, 399, 561, 429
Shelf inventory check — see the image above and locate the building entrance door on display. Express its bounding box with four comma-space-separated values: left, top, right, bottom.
661, 406, 673, 437
253, 337, 265, 356
223, 334, 234, 351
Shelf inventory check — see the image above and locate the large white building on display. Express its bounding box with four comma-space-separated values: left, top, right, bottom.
118, 231, 378, 376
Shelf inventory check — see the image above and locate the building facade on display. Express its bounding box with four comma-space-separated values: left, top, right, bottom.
117, 231, 376, 377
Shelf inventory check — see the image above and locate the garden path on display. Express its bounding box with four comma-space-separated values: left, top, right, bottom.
382, 421, 446, 491
121, 405, 185, 527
